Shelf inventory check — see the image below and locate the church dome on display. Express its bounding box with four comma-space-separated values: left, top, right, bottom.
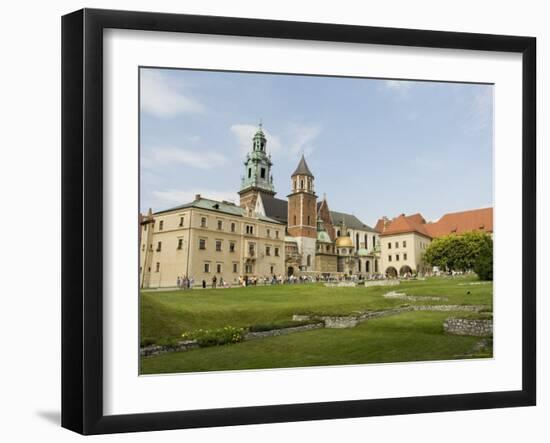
317, 231, 332, 243
357, 248, 369, 256
335, 236, 353, 248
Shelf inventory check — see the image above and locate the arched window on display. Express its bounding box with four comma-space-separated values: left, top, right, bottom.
356, 233, 359, 250
375, 259, 379, 272
364, 234, 368, 249
358, 260, 362, 272
300, 179, 304, 189
337, 230, 341, 236
306, 255, 311, 267
366, 261, 370, 272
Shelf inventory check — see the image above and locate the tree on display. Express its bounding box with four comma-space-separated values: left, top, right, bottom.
424, 232, 493, 278
474, 241, 493, 280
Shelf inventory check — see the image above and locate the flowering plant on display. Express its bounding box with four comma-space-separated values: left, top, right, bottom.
182, 325, 246, 347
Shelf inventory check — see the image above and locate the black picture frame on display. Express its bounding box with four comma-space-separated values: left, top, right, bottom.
61, 8, 536, 435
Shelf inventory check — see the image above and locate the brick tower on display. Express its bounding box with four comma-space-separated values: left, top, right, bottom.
287, 155, 317, 272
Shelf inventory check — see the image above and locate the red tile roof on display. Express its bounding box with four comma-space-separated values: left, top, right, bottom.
378, 213, 431, 238
377, 207, 493, 239
425, 207, 493, 238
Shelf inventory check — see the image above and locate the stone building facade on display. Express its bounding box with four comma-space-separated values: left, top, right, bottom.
139, 197, 285, 288
376, 209, 493, 277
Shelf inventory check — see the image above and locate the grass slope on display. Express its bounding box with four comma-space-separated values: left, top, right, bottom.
140, 310, 488, 374
140, 276, 492, 345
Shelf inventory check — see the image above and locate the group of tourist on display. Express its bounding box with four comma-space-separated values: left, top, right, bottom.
175, 271, 428, 290
176, 275, 194, 289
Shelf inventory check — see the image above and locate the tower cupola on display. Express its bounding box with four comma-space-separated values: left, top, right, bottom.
291, 155, 315, 194
238, 122, 276, 209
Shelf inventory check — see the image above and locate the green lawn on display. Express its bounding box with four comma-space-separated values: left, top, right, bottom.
140, 275, 493, 374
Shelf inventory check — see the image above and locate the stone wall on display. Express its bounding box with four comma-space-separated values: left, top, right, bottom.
244, 323, 324, 340
383, 291, 444, 302
293, 306, 414, 329
324, 281, 356, 288
357, 306, 413, 321
321, 316, 359, 328
364, 280, 400, 288
140, 340, 199, 357
443, 318, 493, 337
413, 304, 486, 312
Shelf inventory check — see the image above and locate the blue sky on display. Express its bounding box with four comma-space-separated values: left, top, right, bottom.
140, 68, 493, 227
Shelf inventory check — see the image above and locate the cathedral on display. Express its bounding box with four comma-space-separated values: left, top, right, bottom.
238, 125, 381, 278
139, 123, 492, 288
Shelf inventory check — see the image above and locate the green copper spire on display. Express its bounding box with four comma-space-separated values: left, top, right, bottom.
240, 123, 275, 194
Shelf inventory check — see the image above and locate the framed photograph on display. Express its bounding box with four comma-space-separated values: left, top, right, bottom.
61, 8, 536, 435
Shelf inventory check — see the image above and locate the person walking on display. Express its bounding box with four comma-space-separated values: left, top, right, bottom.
176, 276, 181, 289
212, 275, 217, 289
202, 279, 206, 289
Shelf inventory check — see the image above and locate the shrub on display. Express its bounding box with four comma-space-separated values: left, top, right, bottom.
181, 326, 246, 347
474, 243, 493, 281
156, 337, 181, 347
140, 337, 156, 347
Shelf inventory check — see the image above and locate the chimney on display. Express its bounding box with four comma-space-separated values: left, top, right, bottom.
195, 194, 201, 201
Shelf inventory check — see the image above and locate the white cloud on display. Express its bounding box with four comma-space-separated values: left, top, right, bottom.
143, 146, 227, 170
140, 70, 205, 117
286, 124, 322, 157
230, 123, 321, 158
456, 86, 493, 135
152, 189, 239, 206
230, 124, 282, 156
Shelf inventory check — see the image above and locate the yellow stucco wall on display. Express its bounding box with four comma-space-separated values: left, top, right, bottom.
379, 232, 431, 276
140, 207, 285, 288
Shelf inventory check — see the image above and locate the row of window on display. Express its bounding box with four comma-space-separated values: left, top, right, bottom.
204, 262, 238, 274
388, 253, 408, 262
388, 240, 407, 249
357, 260, 378, 273
150, 215, 279, 239
292, 177, 314, 191
317, 244, 334, 253
204, 262, 276, 274
147, 262, 276, 275
198, 239, 279, 256
291, 215, 314, 226
248, 166, 268, 179
333, 231, 378, 250
144, 238, 281, 255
